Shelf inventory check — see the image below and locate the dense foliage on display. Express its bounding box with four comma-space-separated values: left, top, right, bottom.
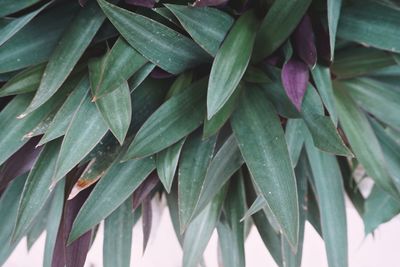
0, 0, 400, 266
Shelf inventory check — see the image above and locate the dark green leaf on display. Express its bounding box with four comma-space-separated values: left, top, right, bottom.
178, 130, 216, 231
182, 187, 226, 267
195, 135, 244, 214
12, 140, 61, 242
332, 47, 396, 79
165, 4, 234, 56
103, 200, 134, 267
363, 186, 400, 234
125, 78, 207, 159
0, 2, 50, 47
53, 77, 109, 185
285, 119, 306, 167
253, 0, 311, 61
38, 75, 88, 146
0, 174, 27, 265
95, 81, 131, 144
0, 0, 42, 17
207, 10, 258, 119
311, 64, 338, 124
156, 139, 185, 193
301, 84, 351, 156
69, 157, 155, 243
231, 86, 299, 247
98, 0, 210, 75
327, 0, 342, 59
345, 78, 400, 130
90, 37, 148, 98
22, 0, 105, 115
305, 140, 348, 267
0, 3, 78, 73
43, 180, 65, 267
337, 0, 400, 53
218, 172, 246, 267
203, 84, 240, 139
334, 81, 398, 197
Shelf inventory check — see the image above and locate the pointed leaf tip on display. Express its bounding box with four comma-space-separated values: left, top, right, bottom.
281, 58, 309, 111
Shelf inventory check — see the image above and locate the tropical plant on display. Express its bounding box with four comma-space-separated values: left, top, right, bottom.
1, 0, 400, 266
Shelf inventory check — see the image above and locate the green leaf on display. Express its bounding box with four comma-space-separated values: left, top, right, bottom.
344, 78, 400, 130
253, 0, 311, 61
332, 47, 396, 79
285, 119, 306, 167
165, 71, 193, 100
98, 0, 210, 75
128, 63, 156, 92
22, 0, 106, 115
124, 78, 207, 159
231, 86, 299, 247
363, 186, 400, 234
90, 37, 148, 98
0, 78, 73, 166
305, 141, 348, 267
207, 10, 258, 119
334, 81, 398, 198
69, 157, 155, 243
182, 187, 226, 267
337, 0, 400, 53
0, 63, 45, 97
203, 84, 240, 139
0, 0, 41, 17
327, 0, 342, 59
311, 64, 338, 124
103, 199, 134, 267
0, 2, 50, 47
301, 85, 351, 156
95, 80, 131, 144
156, 138, 185, 193
178, 130, 217, 232
43, 180, 64, 267
12, 140, 61, 242
370, 119, 400, 191
0, 2, 78, 73
0, 174, 27, 265
53, 77, 109, 185
218, 172, 246, 267
165, 4, 234, 56
38, 75, 88, 146
195, 135, 244, 214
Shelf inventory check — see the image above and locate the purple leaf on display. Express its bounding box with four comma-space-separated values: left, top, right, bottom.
132, 171, 159, 210
125, 0, 156, 8
142, 196, 153, 254
0, 137, 42, 194
281, 58, 309, 111
150, 67, 174, 79
192, 0, 228, 7
52, 184, 93, 267
292, 15, 317, 67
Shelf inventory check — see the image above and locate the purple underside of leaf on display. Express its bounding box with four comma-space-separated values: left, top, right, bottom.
125, 0, 156, 8
281, 58, 309, 111
150, 67, 174, 79
0, 136, 42, 194
192, 0, 228, 7
142, 196, 153, 253
132, 171, 159, 210
52, 185, 93, 267
292, 14, 317, 67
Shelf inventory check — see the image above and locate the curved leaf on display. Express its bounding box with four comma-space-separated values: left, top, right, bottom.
207, 10, 258, 119
98, 0, 210, 75
68, 157, 155, 243
165, 4, 234, 56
